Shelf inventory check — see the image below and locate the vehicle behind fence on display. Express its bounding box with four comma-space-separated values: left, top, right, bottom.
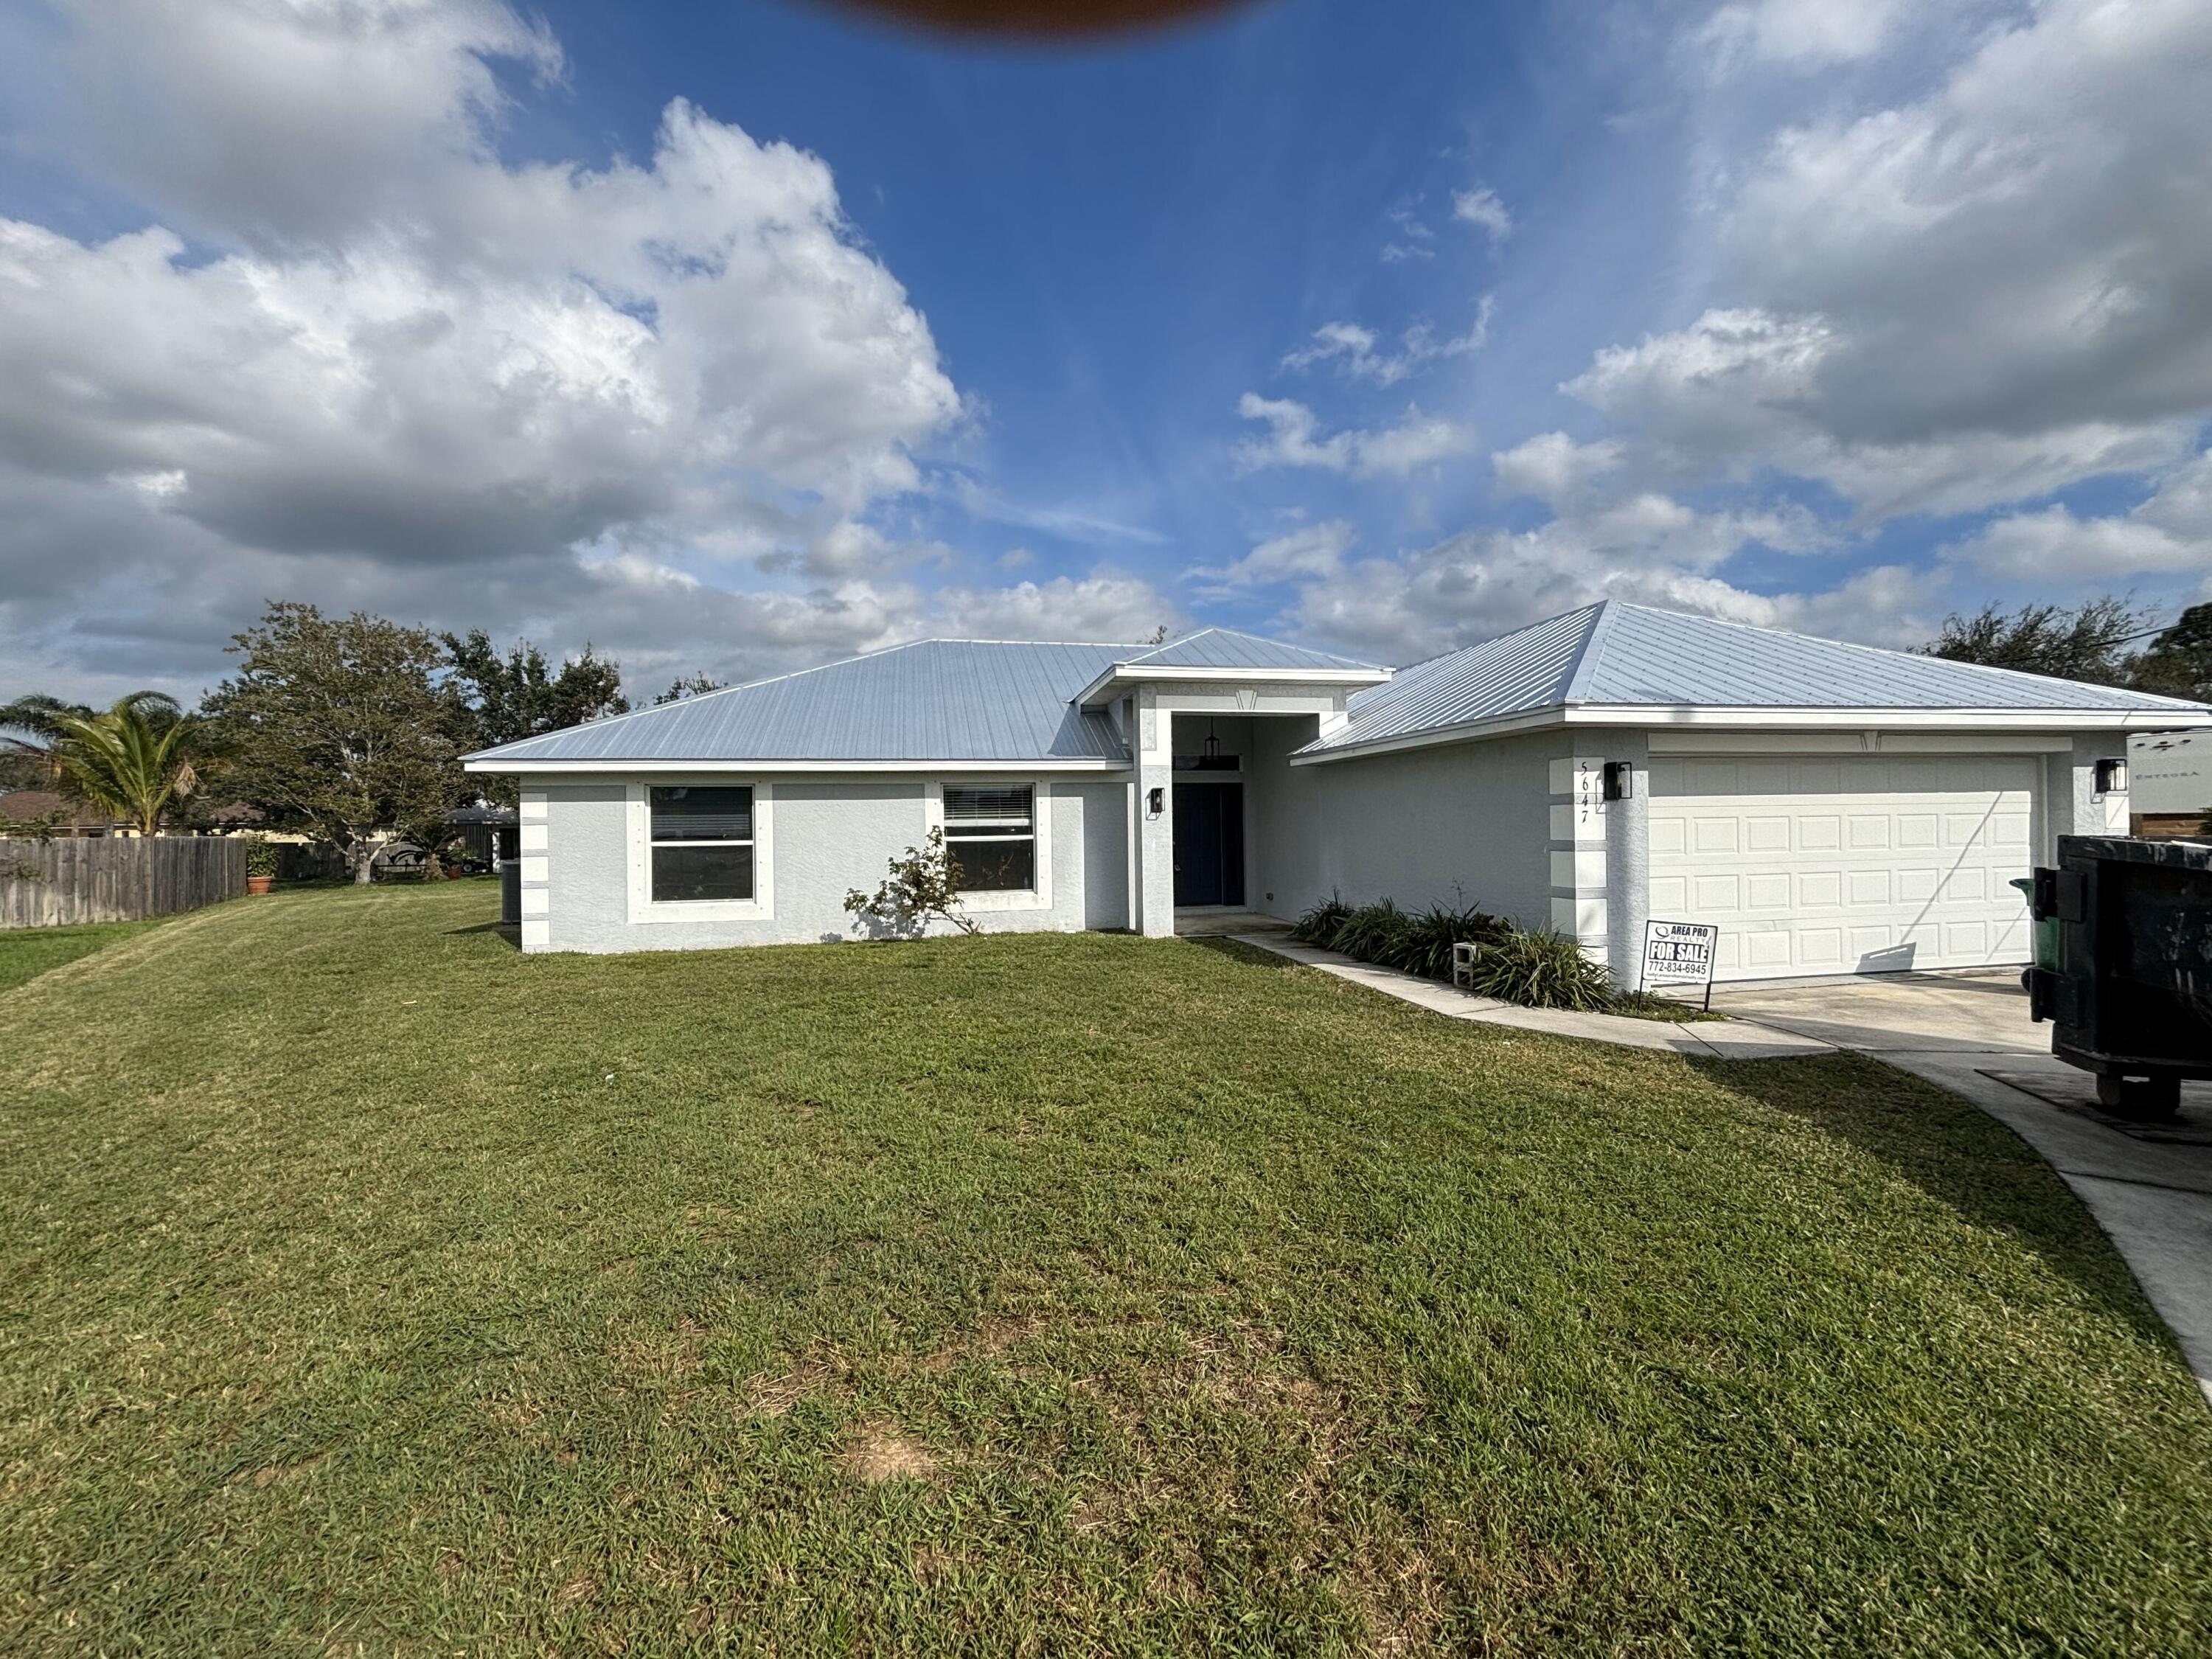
0, 837, 247, 928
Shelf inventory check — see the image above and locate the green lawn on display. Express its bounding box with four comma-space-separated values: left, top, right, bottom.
0, 917, 163, 994
4, 885, 2208, 1655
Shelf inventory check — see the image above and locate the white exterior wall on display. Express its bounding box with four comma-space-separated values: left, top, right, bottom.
2052, 732, 2132, 846
1250, 727, 1561, 932
524, 773, 1127, 953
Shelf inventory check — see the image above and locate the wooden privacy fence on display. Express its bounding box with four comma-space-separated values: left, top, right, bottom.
0, 837, 247, 928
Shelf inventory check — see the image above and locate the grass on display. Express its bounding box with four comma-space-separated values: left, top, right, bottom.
0, 917, 163, 993
1607, 989, 1731, 1023
3, 885, 2210, 1655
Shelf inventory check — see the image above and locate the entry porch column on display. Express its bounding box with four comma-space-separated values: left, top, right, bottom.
1133, 690, 1175, 936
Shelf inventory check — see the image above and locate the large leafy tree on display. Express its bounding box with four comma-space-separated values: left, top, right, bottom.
441, 630, 627, 747
45, 692, 211, 836
206, 603, 465, 883
439, 630, 627, 807
1923, 595, 2211, 703
2132, 602, 2212, 703
1921, 597, 2151, 687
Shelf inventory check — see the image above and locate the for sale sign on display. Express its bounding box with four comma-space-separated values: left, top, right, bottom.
1641, 919, 1719, 1004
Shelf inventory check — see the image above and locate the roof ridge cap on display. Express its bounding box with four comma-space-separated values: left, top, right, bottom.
1559, 601, 1618, 704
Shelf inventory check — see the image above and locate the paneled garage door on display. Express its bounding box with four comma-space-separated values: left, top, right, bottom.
1647, 754, 2037, 981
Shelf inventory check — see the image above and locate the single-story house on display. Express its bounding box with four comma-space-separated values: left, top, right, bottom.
0, 789, 131, 838
465, 602, 2212, 983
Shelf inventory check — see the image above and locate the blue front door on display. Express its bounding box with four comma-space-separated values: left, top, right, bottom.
1173, 783, 1245, 908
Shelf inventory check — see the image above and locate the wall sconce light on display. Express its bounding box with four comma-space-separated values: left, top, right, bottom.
1602, 760, 1636, 801
2094, 757, 2127, 796
1147, 786, 1165, 816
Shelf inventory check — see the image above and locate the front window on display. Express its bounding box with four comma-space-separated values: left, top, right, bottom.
943, 785, 1035, 892
650, 785, 754, 902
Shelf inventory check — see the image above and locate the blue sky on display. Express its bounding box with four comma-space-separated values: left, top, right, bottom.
1, 0, 2208, 701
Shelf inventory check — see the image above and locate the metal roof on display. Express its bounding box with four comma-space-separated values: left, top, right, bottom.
1302, 602, 2211, 757
469, 639, 1138, 765
1119, 627, 1385, 672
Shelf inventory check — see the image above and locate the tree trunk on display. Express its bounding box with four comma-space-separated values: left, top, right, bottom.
348, 838, 379, 885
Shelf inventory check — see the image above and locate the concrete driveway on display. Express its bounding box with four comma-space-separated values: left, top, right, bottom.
1717, 970, 2212, 1407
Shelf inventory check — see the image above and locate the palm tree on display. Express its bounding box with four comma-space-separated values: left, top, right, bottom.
46, 692, 209, 837
1, 693, 94, 789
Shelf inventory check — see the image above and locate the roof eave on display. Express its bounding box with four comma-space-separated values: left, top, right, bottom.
1074, 663, 1394, 707
1292, 700, 2212, 766
465, 756, 1134, 776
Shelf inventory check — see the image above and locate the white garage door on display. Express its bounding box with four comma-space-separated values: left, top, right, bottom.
1648, 754, 2036, 981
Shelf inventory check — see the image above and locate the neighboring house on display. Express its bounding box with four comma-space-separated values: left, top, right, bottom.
465, 605, 2212, 983
0, 789, 130, 838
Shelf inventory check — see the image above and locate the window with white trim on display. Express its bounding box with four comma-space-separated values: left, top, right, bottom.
648, 785, 754, 902
942, 784, 1035, 892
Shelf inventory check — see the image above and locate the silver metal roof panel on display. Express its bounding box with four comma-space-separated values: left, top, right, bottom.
470, 639, 1136, 765
1121, 627, 1384, 672
1303, 602, 2209, 756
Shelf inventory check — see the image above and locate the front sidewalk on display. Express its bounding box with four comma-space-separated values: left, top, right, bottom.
1231, 932, 1831, 1060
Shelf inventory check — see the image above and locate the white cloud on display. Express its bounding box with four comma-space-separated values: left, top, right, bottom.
1556, 0, 2212, 528
1380, 196, 1437, 262
1281, 302, 1491, 386
1567, 307, 2195, 519
925, 572, 1175, 642
0, 0, 998, 698
1698, 0, 1913, 69
1949, 448, 2212, 581
1251, 475, 1840, 663
1452, 186, 1513, 243
1236, 395, 1481, 481
1490, 432, 1626, 510
1192, 519, 1357, 588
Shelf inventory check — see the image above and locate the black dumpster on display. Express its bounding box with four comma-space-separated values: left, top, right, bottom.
500, 859, 521, 927
2027, 835, 2212, 1119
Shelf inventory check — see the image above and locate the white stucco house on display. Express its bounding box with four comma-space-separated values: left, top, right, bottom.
465, 602, 2211, 984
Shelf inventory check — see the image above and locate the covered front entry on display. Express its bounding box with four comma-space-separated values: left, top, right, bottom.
1647, 753, 2037, 980
1173, 781, 1245, 907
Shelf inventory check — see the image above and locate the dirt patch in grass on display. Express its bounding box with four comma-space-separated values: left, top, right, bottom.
842, 1422, 938, 1484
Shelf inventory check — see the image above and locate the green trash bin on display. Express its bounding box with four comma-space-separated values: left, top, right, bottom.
2011, 876, 2057, 971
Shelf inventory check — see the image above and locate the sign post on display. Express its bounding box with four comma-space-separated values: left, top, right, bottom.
1641, 919, 1719, 1011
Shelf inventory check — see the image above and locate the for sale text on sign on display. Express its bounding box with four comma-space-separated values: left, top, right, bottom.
1641, 919, 1719, 997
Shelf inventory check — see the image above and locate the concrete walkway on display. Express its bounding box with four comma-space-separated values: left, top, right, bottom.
1717, 972, 2212, 1407
1232, 933, 1833, 1060
1229, 933, 2212, 1408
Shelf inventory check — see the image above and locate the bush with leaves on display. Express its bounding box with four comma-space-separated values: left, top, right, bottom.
844, 828, 979, 939
1456, 927, 1616, 1012
1294, 893, 1612, 1011
1294, 894, 1510, 980
240, 835, 282, 879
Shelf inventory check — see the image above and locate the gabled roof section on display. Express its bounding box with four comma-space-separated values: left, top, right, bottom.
1119, 627, 1385, 673
1072, 626, 1392, 705
1299, 602, 2211, 760
467, 639, 1138, 768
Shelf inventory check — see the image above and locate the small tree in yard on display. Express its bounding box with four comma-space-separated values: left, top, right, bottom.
46, 692, 211, 836
844, 828, 978, 939
206, 602, 465, 885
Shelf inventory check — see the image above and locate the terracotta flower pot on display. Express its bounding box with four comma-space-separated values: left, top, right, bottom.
246, 874, 274, 894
